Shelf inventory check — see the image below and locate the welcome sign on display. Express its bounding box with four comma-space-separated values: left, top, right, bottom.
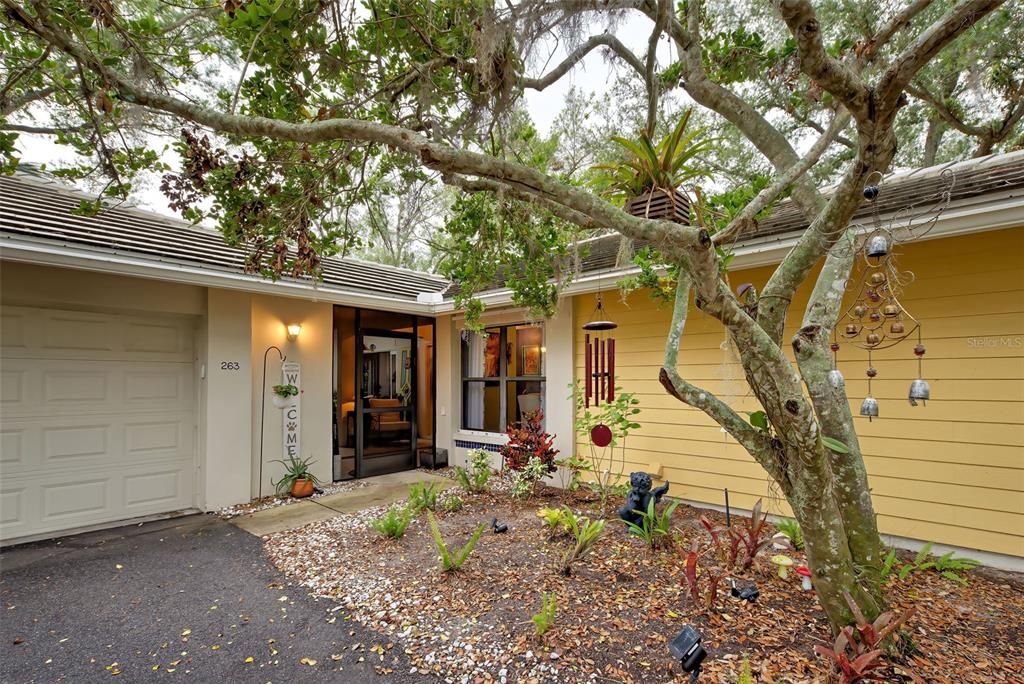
282, 362, 300, 459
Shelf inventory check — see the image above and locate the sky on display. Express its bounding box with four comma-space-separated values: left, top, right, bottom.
12, 11, 672, 219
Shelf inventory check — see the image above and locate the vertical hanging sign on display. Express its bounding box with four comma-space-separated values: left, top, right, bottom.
282, 362, 301, 459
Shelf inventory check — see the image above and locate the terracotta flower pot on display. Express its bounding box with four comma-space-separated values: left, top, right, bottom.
290, 478, 315, 498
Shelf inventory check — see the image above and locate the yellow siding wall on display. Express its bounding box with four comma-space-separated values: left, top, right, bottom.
574, 227, 1024, 557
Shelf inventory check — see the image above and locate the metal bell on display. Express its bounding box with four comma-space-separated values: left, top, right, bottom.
866, 233, 889, 258
909, 378, 930, 406
828, 369, 845, 389
860, 396, 879, 420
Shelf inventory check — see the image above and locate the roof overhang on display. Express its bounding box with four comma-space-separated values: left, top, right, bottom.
432, 186, 1024, 312
0, 234, 437, 315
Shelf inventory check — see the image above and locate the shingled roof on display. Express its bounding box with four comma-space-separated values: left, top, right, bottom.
0, 172, 448, 301
561, 150, 1024, 277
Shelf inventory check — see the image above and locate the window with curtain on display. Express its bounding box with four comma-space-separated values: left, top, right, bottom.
461, 324, 545, 432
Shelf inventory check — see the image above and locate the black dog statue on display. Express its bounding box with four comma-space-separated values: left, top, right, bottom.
618, 471, 670, 527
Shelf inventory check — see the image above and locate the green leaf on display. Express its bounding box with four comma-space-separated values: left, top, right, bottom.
822, 436, 850, 454
747, 411, 769, 430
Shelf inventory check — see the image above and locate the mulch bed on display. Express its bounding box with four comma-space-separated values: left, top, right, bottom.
264, 474, 1024, 683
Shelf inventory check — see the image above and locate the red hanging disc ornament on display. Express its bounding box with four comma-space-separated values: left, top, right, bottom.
590, 423, 613, 448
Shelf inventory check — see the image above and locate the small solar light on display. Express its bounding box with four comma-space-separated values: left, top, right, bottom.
669, 625, 707, 681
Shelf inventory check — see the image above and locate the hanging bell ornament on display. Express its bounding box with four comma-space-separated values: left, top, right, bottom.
866, 332, 881, 345
908, 378, 931, 406
828, 369, 845, 389
853, 305, 867, 318
860, 396, 879, 420
863, 185, 879, 200
866, 233, 890, 258
870, 272, 887, 285
890, 321, 905, 334
845, 324, 859, 337
869, 311, 882, 322
883, 304, 900, 317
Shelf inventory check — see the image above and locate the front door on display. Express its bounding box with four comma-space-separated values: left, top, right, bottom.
355, 330, 416, 478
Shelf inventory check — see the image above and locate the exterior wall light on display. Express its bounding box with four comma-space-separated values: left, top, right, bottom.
286, 323, 302, 341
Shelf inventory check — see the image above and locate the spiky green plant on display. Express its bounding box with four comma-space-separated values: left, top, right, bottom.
531, 592, 558, 638
776, 517, 804, 550
622, 498, 678, 549
452, 448, 492, 493
369, 505, 412, 539
427, 511, 485, 572
592, 109, 717, 201
559, 515, 606, 576
441, 494, 464, 513
408, 480, 442, 513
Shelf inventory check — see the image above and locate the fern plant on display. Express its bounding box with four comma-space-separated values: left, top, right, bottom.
369, 505, 412, 539
427, 511, 485, 572
453, 449, 492, 493
408, 481, 442, 513
559, 515, 606, 576
895, 542, 980, 585
776, 518, 804, 550
531, 592, 558, 638
622, 497, 678, 549
737, 657, 753, 684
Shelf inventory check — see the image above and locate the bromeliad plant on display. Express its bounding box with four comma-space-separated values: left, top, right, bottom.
814, 592, 916, 683
684, 539, 726, 610
776, 518, 804, 550
699, 499, 773, 571
591, 109, 716, 203
500, 410, 558, 472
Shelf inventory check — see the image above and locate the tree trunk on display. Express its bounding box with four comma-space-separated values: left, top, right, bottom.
785, 443, 883, 628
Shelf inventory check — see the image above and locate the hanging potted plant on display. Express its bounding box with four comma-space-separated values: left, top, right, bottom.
271, 383, 298, 409
271, 455, 321, 498
592, 108, 716, 224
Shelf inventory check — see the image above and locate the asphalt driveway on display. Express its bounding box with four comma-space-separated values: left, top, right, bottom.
0, 515, 421, 683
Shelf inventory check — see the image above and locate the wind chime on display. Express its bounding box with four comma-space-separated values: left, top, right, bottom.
583, 293, 617, 447
830, 170, 953, 421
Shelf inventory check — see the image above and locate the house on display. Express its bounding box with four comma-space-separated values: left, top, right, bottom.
1, 151, 1022, 568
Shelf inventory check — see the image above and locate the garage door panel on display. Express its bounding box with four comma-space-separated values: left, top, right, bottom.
0, 359, 194, 418
0, 304, 197, 544
1, 305, 194, 362
1, 413, 194, 476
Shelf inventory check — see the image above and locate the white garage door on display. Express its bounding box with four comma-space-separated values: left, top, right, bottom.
1, 305, 197, 544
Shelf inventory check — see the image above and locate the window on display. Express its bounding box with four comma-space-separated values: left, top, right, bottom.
461, 324, 545, 432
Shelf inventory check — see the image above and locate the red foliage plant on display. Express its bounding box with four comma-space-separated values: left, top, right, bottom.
813, 592, 916, 683
500, 410, 559, 472
699, 498, 772, 572
683, 540, 725, 609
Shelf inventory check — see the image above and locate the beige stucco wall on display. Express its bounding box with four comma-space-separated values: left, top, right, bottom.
203, 289, 252, 510
249, 295, 333, 497
0, 261, 206, 315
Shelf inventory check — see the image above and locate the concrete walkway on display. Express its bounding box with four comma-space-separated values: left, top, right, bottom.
231, 470, 452, 537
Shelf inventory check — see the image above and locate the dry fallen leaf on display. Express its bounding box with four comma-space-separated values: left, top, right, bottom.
300, 657, 318, 666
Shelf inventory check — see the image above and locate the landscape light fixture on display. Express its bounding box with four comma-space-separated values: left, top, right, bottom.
286, 323, 302, 341
669, 625, 707, 682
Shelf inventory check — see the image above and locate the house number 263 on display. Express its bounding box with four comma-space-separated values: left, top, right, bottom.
220, 361, 241, 370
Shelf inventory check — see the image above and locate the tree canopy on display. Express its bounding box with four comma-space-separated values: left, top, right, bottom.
1, 0, 1018, 632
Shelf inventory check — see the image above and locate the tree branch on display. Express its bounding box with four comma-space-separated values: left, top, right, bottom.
0, 85, 55, 117
876, 0, 1006, 115
774, 0, 871, 121
0, 122, 88, 134
522, 33, 645, 91
659, 270, 771, 457
643, 0, 669, 133
905, 82, 982, 136
861, 0, 937, 63
713, 108, 851, 246
5, 0, 702, 253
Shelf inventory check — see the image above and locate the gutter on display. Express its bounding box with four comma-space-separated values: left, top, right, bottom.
432, 188, 1024, 312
